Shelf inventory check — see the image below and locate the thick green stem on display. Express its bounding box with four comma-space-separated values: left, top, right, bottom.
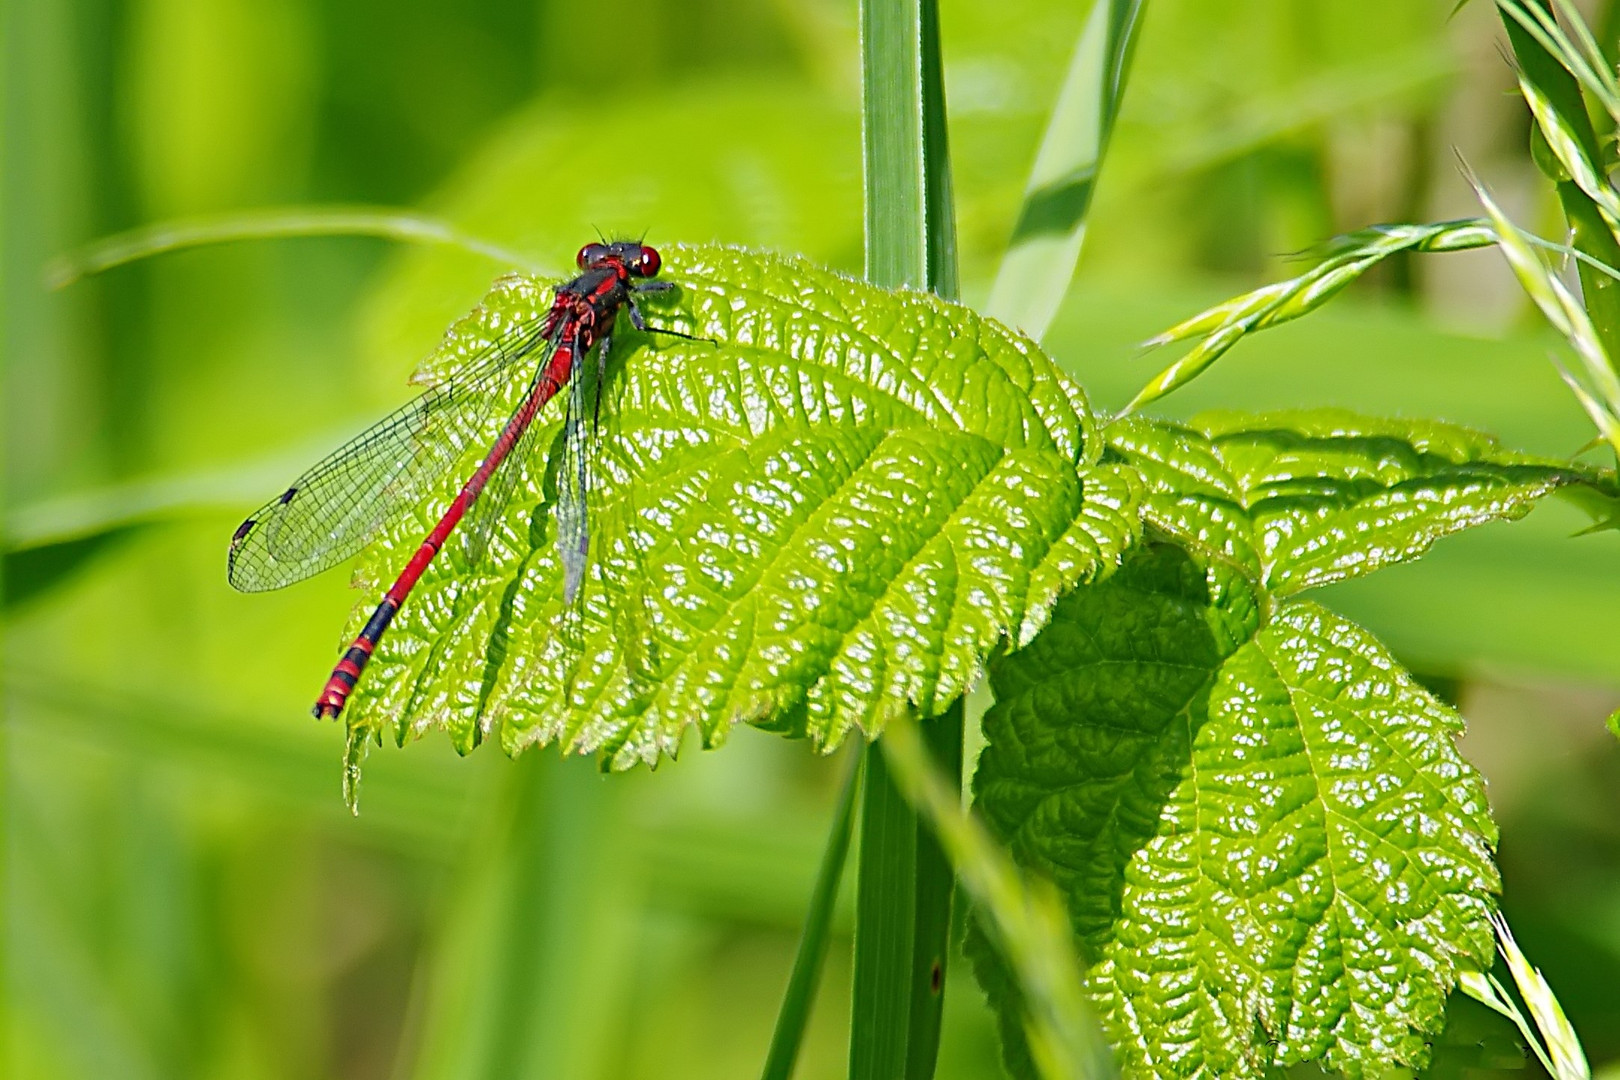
852, 0, 962, 1077
850, 702, 964, 1080
855, 0, 965, 1075
860, 0, 959, 297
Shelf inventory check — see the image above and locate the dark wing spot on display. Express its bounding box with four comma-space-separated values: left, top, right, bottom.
230, 518, 256, 547
279, 486, 299, 504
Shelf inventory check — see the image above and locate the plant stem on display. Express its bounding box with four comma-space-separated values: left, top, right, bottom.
760, 750, 861, 1080
852, 1, 963, 1078
880, 713, 1115, 1080
850, 701, 964, 1080
861, 0, 958, 296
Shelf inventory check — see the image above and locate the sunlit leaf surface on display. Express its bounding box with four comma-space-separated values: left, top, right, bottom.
972, 541, 1499, 1079
968, 411, 1616, 1078
1108, 410, 1614, 594
343, 245, 1142, 767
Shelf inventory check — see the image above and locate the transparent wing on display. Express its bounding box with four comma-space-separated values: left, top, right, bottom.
227, 320, 554, 592
557, 339, 593, 604
459, 363, 556, 569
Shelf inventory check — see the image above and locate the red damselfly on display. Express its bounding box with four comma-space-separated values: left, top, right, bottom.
228, 240, 679, 721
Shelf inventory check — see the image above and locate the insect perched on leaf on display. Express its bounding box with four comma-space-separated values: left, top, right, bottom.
228, 240, 690, 720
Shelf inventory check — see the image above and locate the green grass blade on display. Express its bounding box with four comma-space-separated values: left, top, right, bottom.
1499, 0, 1620, 370
1124, 220, 1497, 413
0, 423, 391, 613
760, 750, 861, 1080
1460, 913, 1592, 1080
1498, 0, 1620, 118
1556, 360, 1620, 456
860, 0, 956, 297
1468, 168, 1620, 459
1123, 214, 1620, 414
851, 702, 963, 1080
985, 0, 1144, 341
2, 424, 370, 551
918, 0, 958, 301
852, 2, 963, 1078
881, 712, 1114, 1080
44, 206, 543, 288
1514, 55, 1620, 236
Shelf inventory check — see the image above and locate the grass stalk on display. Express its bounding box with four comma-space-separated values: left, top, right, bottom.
1460, 913, 1591, 1080
1499, 0, 1620, 372
880, 713, 1114, 1080
851, 1, 962, 1077
860, 0, 959, 296
850, 702, 963, 1080
44, 206, 542, 288
759, 750, 861, 1080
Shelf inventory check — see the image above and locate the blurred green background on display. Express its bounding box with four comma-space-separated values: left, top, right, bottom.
5, 1, 1619, 1077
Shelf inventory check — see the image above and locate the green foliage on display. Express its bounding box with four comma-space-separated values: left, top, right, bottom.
967, 410, 1615, 1078
1110, 409, 1615, 594
343, 245, 1142, 768
973, 541, 1498, 1077
15, 2, 1620, 1079
880, 711, 1114, 1080
985, 0, 1143, 342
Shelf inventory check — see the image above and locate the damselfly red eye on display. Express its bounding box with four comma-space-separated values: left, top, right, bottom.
577, 243, 609, 269
635, 246, 662, 278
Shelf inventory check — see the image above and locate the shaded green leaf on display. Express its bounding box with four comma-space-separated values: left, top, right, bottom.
971, 540, 1500, 1079
1106, 410, 1615, 596
342, 244, 1142, 766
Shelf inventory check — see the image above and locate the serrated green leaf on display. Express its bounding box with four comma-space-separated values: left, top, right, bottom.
971, 541, 1500, 1079
340, 244, 1143, 766
1106, 410, 1615, 596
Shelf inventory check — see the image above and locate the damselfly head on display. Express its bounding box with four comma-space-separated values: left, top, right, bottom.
628, 244, 661, 278
576, 240, 662, 279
